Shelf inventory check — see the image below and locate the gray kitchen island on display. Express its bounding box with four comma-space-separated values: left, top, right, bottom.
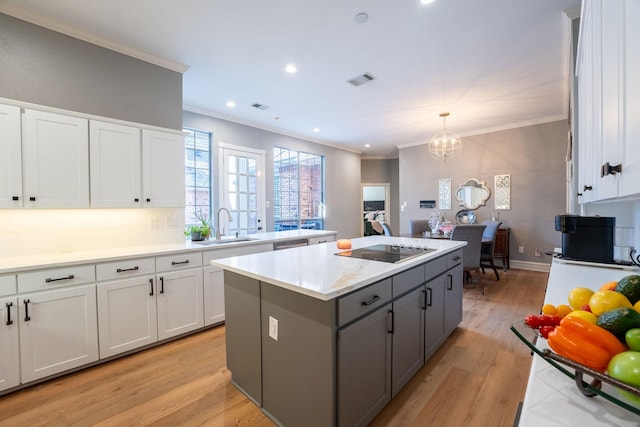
212, 236, 466, 427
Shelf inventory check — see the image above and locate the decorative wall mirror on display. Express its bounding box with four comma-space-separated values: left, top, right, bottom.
455, 178, 491, 210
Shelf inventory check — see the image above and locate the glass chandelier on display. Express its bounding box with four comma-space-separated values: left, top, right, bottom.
428, 112, 462, 161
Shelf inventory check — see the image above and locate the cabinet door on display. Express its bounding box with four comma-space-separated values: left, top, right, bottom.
444, 265, 463, 338
89, 121, 142, 208
391, 287, 425, 398
203, 265, 225, 326
96, 276, 158, 358
338, 304, 392, 427
0, 297, 20, 391
156, 269, 204, 340
22, 109, 89, 208
142, 129, 184, 208
424, 275, 445, 361
18, 284, 98, 383
619, 0, 640, 197
0, 104, 22, 208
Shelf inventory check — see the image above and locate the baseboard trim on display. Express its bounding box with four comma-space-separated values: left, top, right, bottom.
510, 260, 551, 272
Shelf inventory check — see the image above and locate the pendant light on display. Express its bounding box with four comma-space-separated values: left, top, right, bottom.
428, 112, 462, 161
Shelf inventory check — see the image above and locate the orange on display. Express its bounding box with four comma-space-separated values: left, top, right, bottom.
600, 281, 618, 292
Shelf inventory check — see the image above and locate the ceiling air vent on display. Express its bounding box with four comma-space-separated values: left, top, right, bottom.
347, 72, 376, 87
251, 103, 270, 110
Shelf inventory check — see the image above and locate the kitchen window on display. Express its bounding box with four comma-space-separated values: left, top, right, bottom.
273, 147, 325, 231
184, 128, 212, 226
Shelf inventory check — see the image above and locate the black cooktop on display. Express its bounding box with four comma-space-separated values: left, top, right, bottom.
336, 244, 436, 264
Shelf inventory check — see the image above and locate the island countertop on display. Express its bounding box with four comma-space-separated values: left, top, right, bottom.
211, 235, 466, 301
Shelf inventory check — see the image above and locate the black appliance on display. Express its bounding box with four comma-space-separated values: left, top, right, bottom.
336, 244, 435, 264
555, 215, 615, 263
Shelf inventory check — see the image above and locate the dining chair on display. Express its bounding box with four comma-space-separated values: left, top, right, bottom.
480, 220, 503, 281
409, 219, 430, 236
450, 224, 487, 294
380, 221, 393, 236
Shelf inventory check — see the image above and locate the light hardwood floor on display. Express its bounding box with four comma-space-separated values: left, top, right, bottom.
0, 268, 547, 426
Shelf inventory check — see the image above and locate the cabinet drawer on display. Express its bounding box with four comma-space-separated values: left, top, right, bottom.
156, 252, 202, 272
18, 265, 96, 293
392, 265, 425, 297
338, 278, 392, 327
96, 257, 156, 281
308, 235, 336, 245
446, 250, 463, 269
424, 256, 447, 282
0, 275, 17, 296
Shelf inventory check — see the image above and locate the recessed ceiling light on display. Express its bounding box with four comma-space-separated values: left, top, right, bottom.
313, 128, 320, 133
354, 12, 368, 24
420, 0, 435, 4
365, 144, 371, 148
285, 64, 297, 73
226, 101, 236, 108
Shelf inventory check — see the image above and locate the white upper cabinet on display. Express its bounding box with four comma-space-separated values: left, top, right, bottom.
0, 104, 22, 208
89, 121, 142, 208
142, 129, 185, 208
577, 0, 640, 202
22, 109, 89, 208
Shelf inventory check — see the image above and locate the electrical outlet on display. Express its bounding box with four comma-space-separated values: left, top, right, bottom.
535, 248, 541, 257
148, 218, 159, 230
518, 246, 524, 253
166, 216, 178, 228
269, 316, 278, 341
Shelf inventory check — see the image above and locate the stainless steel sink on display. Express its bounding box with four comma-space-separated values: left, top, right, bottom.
192, 237, 258, 245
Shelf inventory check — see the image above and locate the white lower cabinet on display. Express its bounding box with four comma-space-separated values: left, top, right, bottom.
97, 275, 158, 359
18, 284, 99, 383
203, 265, 225, 326
0, 296, 20, 392
156, 268, 204, 340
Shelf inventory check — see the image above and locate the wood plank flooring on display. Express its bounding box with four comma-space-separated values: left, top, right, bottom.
0, 268, 547, 426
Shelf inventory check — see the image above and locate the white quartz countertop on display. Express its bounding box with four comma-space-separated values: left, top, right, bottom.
211, 235, 466, 301
518, 257, 640, 426
0, 229, 336, 274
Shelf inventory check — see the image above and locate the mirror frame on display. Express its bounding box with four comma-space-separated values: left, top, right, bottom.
455, 178, 491, 210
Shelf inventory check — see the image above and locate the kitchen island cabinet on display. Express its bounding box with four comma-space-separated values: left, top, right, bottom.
214, 236, 465, 426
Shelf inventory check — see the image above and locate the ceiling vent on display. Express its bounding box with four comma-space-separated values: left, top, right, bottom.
251, 103, 270, 110
347, 72, 376, 87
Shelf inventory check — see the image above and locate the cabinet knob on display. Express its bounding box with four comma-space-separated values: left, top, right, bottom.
12, 196, 19, 201
601, 162, 622, 177
29, 196, 36, 201
146, 198, 151, 203
134, 198, 139, 203
583, 185, 593, 192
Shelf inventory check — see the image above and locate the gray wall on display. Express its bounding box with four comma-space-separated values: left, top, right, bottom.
0, 13, 182, 129
361, 159, 400, 235
399, 120, 568, 264
183, 111, 362, 239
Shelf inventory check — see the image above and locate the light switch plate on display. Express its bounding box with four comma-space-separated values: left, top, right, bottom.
269, 316, 278, 341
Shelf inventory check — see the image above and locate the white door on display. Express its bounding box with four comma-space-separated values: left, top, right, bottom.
0, 296, 20, 391
156, 269, 204, 340
0, 104, 22, 208
219, 143, 266, 236
90, 121, 142, 208
22, 109, 89, 208
18, 285, 99, 383
96, 276, 158, 358
142, 129, 185, 208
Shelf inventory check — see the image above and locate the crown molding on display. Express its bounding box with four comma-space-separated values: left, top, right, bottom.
0, 4, 189, 73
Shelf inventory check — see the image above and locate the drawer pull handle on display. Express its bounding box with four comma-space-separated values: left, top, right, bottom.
5, 302, 13, 325
12, 196, 19, 201
160, 277, 165, 294
387, 310, 394, 334
171, 260, 190, 266
447, 274, 453, 290
427, 287, 433, 307
29, 196, 36, 201
453, 256, 461, 261
149, 278, 154, 296
45, 274, 75, 283
23, 299, 31, 321
116, 266, 139, 273
361, 294, 381, 306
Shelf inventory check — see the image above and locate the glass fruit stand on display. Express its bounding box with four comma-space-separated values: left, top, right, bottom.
511, 321, 640, 416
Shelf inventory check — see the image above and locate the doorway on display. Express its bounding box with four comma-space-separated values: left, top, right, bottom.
361, 183, 391, 236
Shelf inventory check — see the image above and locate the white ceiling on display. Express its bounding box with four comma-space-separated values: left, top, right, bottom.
1, 0, 580, 157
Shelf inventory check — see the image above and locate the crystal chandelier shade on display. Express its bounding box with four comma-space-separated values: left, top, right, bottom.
428, 112, 462, 161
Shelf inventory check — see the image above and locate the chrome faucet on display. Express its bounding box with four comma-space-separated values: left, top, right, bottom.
216, 207, 232, 240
